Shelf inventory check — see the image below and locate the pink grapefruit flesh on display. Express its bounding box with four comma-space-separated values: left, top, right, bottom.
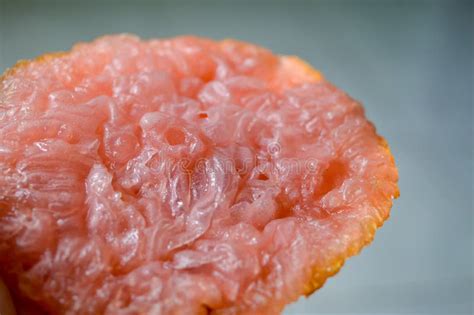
0, 35, 399, 314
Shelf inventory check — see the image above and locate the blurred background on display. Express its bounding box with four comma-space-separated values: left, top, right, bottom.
0, 0, 472, 314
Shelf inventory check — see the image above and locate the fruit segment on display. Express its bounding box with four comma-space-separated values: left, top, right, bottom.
0, 35, 398, 314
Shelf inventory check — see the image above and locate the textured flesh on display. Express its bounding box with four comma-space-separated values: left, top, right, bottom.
0, 35, 399, 315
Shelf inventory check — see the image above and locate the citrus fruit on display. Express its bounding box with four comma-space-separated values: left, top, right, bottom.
0, 34, 399, 314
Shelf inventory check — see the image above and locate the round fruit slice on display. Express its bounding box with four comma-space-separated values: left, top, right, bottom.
0, 35, 399, 314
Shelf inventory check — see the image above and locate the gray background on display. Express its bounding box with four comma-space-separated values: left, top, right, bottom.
0, 0, 472, 314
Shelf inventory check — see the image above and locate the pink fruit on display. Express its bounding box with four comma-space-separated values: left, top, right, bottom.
0, 35, 399, 314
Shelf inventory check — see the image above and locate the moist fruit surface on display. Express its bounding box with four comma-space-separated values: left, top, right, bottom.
0, 35, 399, 314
